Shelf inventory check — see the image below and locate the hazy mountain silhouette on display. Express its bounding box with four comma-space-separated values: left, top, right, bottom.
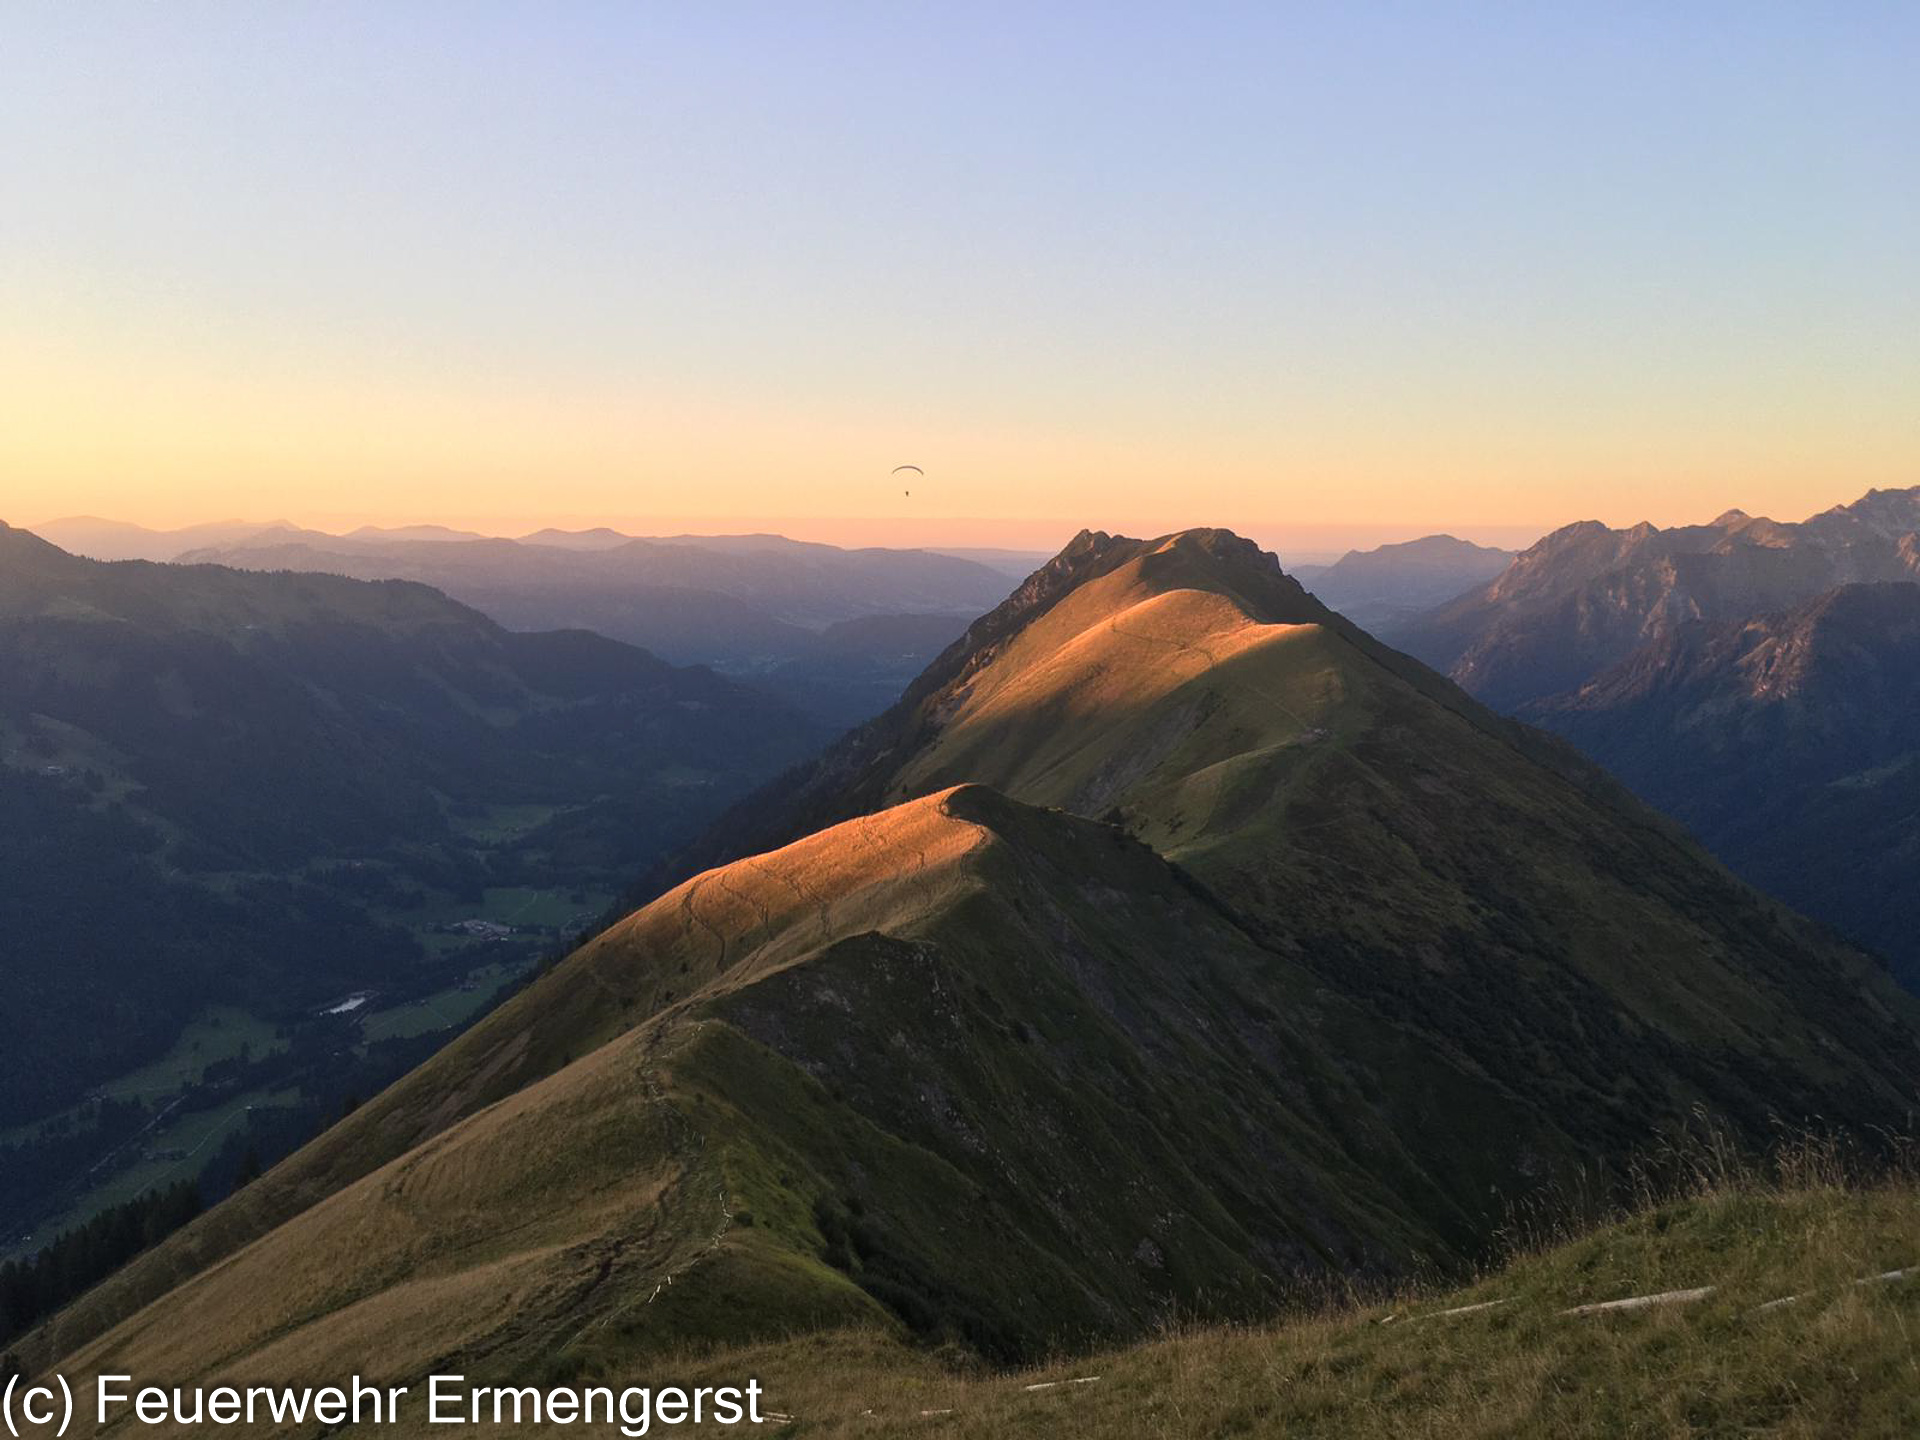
1292, 534, 1514, 631
29, 517, 293, 563
175, 528, 1015, 726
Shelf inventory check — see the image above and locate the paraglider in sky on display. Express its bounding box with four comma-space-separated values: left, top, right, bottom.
892, 463, 922, 497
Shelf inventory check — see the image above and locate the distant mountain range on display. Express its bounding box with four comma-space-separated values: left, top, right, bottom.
37, 519, 1510, 728
1391, 487, 1920, 711
28, 527, 1915, 1392
30, 517, 299, 562
173, 526, 1011, 625
142, 525, 1015, 727
0, 522, 824, 1241
918, 545, 1058, 578
31, 517, 1055, 582
1292, 534, 1514, 631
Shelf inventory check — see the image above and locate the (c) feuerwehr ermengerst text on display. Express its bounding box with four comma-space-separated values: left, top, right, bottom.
7, 1373, 769, 1435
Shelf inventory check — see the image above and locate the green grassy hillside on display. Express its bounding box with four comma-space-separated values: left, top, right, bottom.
28, 1161, 1918, 1436
19, 787, 1509, 1387
635, 1169, 1920, 1439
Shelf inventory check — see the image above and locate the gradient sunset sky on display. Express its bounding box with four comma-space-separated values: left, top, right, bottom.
4, 3, 1915, 549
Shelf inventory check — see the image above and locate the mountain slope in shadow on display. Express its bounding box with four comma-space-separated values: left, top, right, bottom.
1527, 581, 1920, 989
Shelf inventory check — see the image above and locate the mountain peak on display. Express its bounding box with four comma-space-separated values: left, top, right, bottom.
1522, 519, 1614, 554
648, 524, 1337, 876
1393, 485, 1920, 709
1058, 525, 1296, 619
1045, 525, 1281, 576
944, 526, 1319, 681
1153, 524, 1272, 557
1824, 483, 1920, 537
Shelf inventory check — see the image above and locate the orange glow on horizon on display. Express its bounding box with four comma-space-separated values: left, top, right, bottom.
5, 268, 1912, 553
6, 345, 1910, 554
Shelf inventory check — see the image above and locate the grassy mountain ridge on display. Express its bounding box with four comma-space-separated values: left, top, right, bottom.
667, 532, 1918, 1164
21, 785, 1500, 1383
18, 526, 1920, 1421
659, 527, 1643, 881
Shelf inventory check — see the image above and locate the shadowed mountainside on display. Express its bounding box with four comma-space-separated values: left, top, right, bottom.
23, 785, 1523, 1395
1526, 581, 1920, 990
1383, 485, 1920, 997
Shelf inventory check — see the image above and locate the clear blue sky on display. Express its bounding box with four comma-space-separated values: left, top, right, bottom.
3, 2, 1915, 547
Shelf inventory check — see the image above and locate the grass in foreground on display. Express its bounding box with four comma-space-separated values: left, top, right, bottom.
627, 1169, 1919, 1439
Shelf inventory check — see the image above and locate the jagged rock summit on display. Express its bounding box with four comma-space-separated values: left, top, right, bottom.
1393, 486, 1920, 709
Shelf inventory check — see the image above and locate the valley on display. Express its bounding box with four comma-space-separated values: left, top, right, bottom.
0, 522, 829, 1254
